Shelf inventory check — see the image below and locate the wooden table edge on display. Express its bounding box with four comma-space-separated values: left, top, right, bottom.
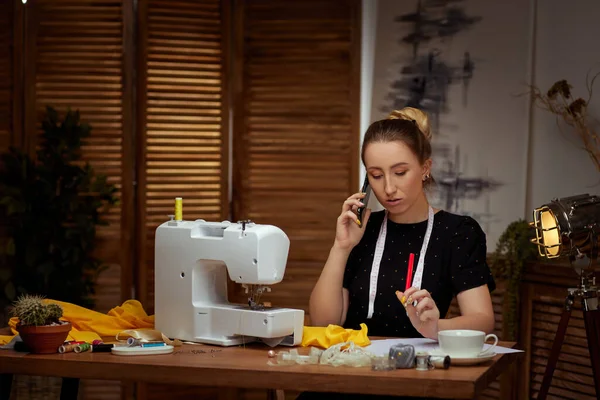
0, 341, 521, 399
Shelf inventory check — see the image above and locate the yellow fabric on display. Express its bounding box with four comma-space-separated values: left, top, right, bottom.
301, 323, 370, 348
0, 299, 154, 345
0, 298, 370, 348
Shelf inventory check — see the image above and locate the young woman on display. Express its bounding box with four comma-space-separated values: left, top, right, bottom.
299, 107, 496, 400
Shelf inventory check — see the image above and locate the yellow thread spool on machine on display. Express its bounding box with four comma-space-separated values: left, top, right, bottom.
174, 197, 182, 221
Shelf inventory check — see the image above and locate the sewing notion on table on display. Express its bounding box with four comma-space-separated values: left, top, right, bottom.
154, 197, 305, 347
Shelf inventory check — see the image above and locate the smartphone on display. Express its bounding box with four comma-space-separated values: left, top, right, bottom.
357, 175, 371, 226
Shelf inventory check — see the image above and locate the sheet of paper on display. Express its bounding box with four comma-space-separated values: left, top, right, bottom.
363, 338, 523, 357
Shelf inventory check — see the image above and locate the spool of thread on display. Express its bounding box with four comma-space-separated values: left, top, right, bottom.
58, 344, 78, 354
415, 352, 430, 371
92, 339, 104, 345
74, 343, 91, 353
127, 337, 141, 346
174, 197, 182, 221
92, 344, 114, 352
430, 355, 451, 369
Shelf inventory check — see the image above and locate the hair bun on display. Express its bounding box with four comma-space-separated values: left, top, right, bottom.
387, 107, 432, 141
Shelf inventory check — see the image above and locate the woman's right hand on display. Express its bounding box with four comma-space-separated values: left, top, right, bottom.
334, 192, 372, 251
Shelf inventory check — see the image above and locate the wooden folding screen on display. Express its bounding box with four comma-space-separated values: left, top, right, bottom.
29, 0, 135, 314
135, 0, 230, 313
7, 0, 360, 320
230, 0, 361, 315
3, 0, 360, 398
23, 1, 135, 398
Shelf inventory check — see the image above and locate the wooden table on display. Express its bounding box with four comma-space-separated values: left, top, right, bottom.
0, 341, 522, 399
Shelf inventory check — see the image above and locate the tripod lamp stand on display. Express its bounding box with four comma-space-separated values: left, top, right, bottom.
530, 193, 600, 400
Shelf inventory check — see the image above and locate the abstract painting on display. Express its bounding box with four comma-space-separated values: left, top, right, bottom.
369, 0, 532, 248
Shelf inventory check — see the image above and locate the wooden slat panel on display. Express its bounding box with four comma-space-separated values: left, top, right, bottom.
0, 0, 13, 150
137, 0, 228, 313
231, 0, 361, 313
516, 261, 600, 399
34, 0, 125, 272
32, 1, 130, 398
528, 300, 595, 400
137, 1, 229, 398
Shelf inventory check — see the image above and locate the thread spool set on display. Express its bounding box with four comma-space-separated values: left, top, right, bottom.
57, 340, 116, 354
370, 345, 452, 372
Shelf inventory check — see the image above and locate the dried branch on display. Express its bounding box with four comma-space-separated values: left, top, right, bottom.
527, 69, 600, 173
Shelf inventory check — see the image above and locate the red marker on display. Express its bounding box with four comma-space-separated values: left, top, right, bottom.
406, 253, 415, 291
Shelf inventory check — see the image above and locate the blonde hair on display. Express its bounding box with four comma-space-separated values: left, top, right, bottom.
361, 107, 434, 186
387, 107, 432, 141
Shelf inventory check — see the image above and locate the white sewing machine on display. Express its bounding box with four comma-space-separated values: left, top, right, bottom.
154, 218, 304, 346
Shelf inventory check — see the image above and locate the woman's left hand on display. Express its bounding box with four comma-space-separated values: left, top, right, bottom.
395, 288, 440, 340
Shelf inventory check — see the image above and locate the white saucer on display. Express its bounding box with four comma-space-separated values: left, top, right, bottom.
429, 350, 496, 366
111, 345, 174, 356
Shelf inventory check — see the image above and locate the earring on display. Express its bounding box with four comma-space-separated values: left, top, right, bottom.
423, 174, 429, 181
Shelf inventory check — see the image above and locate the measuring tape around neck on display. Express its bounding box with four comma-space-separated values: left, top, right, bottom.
366, 205, 434, 319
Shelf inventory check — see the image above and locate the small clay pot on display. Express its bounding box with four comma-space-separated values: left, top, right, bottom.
17, 322, 72, 354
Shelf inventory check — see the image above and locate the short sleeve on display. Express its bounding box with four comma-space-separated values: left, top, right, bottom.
448, 217, 496, 296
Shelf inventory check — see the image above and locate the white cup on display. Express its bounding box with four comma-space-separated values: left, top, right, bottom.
437, 330, 498, 358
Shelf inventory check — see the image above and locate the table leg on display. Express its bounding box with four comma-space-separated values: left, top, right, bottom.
0, 374, 12, 400
60, 377, 80, 400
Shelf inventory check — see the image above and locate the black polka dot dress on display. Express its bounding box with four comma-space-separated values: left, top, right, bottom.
342, 209, 496, 338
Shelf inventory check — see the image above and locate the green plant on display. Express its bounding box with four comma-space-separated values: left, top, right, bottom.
12, 294, 64, 326
490, 219, 539, 341
46, 303, 64, 321
0, 106, 118, 314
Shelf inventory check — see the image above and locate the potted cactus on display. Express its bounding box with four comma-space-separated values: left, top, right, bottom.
12, 294, 71, 353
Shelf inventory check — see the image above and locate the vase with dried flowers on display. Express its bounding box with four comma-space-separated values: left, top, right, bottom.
528, 70, 600, 171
